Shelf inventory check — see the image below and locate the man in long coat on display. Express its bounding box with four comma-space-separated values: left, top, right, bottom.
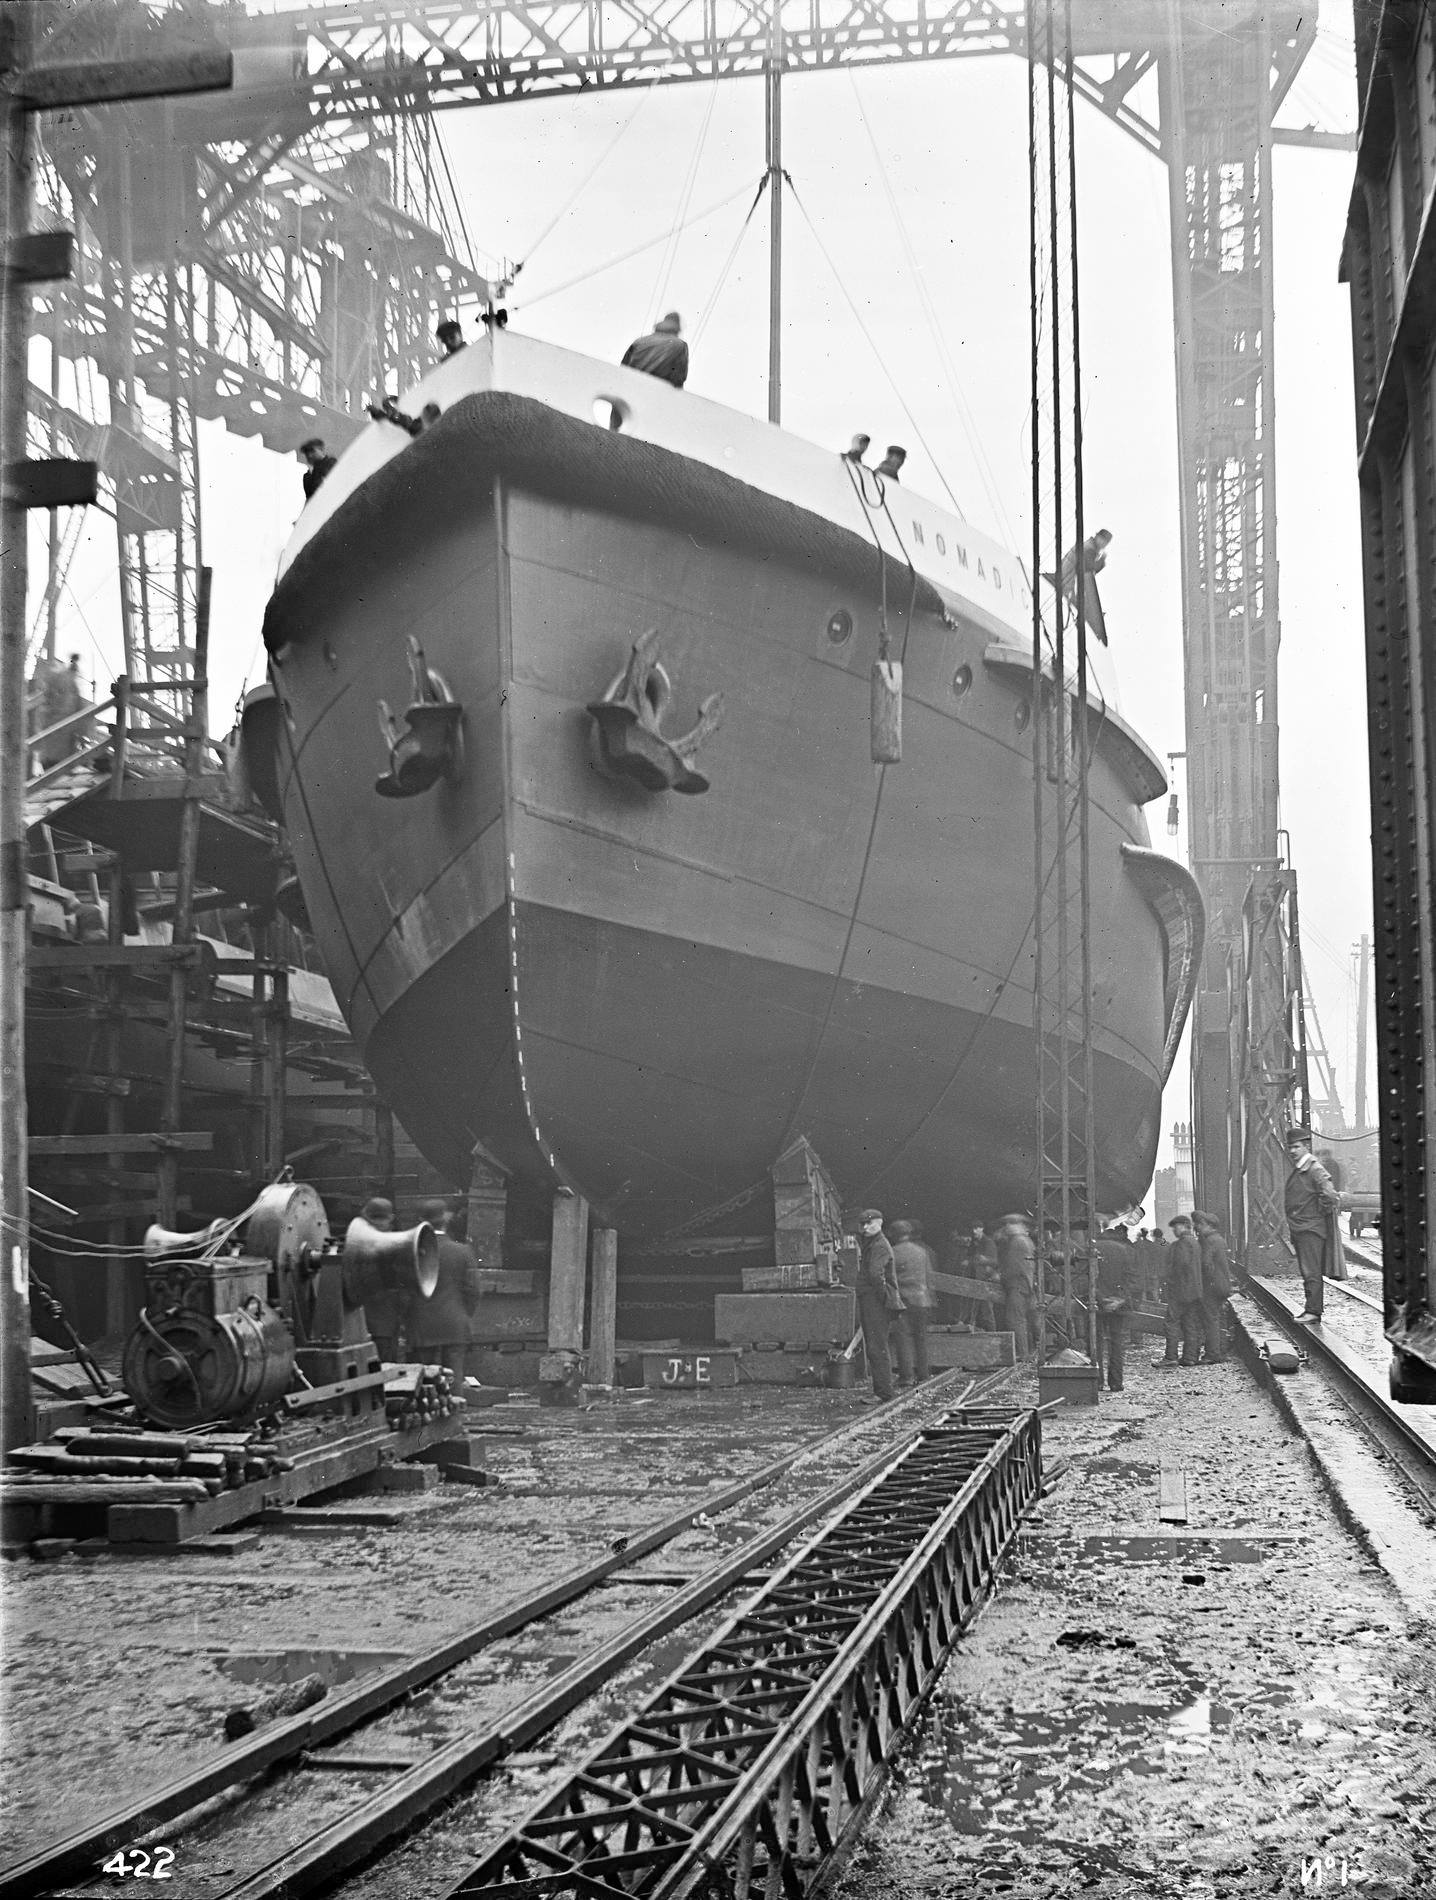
855, 1210, 902, 1402
1155, 1213, 1204, 1368
408, 1200, 480, 1382
1192, 1210, 1233, 1363
1094, 1218, 1137, 1391
888, 1220, 934, 1385
1284, 1126, 1341, 1322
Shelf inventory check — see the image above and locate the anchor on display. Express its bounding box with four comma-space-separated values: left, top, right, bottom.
586, 629, 723, 795
376, 636, 464, 799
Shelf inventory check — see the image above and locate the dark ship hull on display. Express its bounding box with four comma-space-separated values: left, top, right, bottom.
262, 335, 1200, 1238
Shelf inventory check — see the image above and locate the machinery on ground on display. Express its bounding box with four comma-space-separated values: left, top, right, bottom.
121, 1180, 438, 1429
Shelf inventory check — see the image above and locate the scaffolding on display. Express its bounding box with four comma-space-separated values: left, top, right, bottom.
1158, 5, 1296, 1258
1027, 0, 1098, 1360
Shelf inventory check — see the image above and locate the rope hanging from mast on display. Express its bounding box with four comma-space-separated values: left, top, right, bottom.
1027, 0, 1098, 1365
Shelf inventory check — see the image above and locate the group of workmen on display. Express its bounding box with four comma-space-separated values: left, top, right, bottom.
356, 1194, 483, 1385
848, 1124, 1342, 1401
851, 1204, 1233, 1400
297, 308, 910, 503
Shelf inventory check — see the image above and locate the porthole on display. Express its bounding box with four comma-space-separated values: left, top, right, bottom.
1015, 697, 1031, 734
826, 608, 853, 646
951, 663, 972, 698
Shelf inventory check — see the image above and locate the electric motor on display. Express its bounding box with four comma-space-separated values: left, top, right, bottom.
121, 1296, 294, 1429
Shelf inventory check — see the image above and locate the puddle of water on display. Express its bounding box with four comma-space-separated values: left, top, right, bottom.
1057, 1534, 1299, 1564
216, 1648, 405, 1688
912, 1684, 1234, 1829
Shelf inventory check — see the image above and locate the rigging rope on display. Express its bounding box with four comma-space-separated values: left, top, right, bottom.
521, 82, 660, 270
648, 76, 724, 323
785, 181, 964, 516
845, 73, 1016, 549
693, 174, 770, 346
514, 184, 755, 312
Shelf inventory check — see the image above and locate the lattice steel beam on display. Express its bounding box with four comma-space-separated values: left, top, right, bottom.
30, 2, 1314, 131
449, 1407, 1041, 1898
1158, 8, 1295, 1257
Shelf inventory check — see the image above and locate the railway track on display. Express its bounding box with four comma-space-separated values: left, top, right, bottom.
1243, 1270, 1436, 1519
3, 1370, 1018, 1900
448, 1404, 1041, 1899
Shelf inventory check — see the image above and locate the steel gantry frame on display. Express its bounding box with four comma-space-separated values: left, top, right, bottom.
1341, 0, 1436, 1402
17, 0, 1326, 1251
25, 0, 492, 723
449, 1406, 1042, 1898
1159, 3, 1304, 1262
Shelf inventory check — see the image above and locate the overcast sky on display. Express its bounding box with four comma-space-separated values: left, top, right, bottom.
38, 2, 1369, 1166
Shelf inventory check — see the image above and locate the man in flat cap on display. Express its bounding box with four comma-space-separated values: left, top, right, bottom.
854, 1210, 901, 1402
1154, 1213, 1204, 1367
1284, 1126, 1341, 1322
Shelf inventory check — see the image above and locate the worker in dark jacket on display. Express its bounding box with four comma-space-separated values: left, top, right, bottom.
1155, 1213, 1204, 1367
299, 437, 336, 501
1143, 1226, 1169, 1303
357, 1197, 407, 1363
965, 1219, 1000, 1332
854, 1209, 901, 1402
1192, 1210, 1233, 1363
996, 1214, 1038, 1359
621, 311, 689, 389
408, 1200, 480, 1382
888, 1219, 934, 1385
1285, 1126, 1341, 1322
1094, 1217, 1137, 1392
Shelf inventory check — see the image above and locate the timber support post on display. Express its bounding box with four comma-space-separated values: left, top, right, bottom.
589, 1227, 618, 1389
541, 1189, 588, 1405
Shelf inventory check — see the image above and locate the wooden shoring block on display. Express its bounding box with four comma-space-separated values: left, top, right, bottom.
1158, 1448, 1189, 1524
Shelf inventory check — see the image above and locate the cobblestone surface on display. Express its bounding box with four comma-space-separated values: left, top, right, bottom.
0, 1380, 970, 1878
835, 1347, 1436, 1900
6, 1338, 1435, 1900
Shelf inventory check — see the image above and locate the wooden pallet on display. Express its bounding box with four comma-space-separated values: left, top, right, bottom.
2, 1410, 470, 1549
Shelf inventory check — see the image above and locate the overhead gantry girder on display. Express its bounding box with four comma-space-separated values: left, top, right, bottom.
99, 0, 1311, 160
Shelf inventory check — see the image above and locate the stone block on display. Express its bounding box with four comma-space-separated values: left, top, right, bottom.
926, 1328, 1016, 1369
470, 1343, 544, 1387
736, 1346, 832, 1385
775, 1228, 823, 1265
470, 1292, 547, 1340
713, 1289, 855, 1347
372, 1461, 441, 1492
641, 1348, 741, 1389
474, 1270, 535, 1295
741, 1260, 838, 1292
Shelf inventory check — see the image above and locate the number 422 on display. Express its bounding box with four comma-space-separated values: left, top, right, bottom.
101, 1848, 175, 1879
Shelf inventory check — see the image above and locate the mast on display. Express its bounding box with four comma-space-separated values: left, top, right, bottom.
765, 2, 782, 424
